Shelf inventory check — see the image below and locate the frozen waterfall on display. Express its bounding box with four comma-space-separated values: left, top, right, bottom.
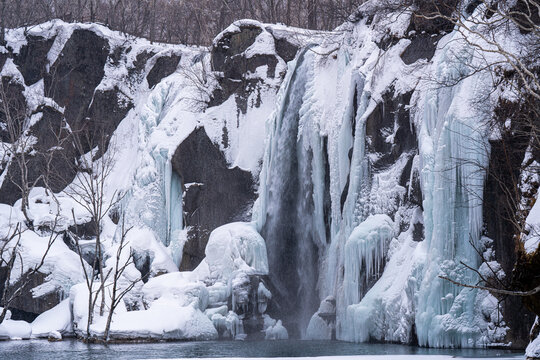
255, 47, 330, 337
255, 12, 505, 347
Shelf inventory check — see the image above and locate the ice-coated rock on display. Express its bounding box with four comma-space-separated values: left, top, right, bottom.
265, 319, 288, 340
204, 222, 269, 281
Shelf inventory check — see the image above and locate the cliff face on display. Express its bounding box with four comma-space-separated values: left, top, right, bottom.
0, 3, 538, 348
0, 19, 304, 337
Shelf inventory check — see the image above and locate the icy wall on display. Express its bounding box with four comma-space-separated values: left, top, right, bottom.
255, 1, 535, 348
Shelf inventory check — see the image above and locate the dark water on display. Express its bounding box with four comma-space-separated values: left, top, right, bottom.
0, 340, 523, 360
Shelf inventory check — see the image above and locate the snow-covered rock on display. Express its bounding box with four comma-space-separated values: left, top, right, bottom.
89, 296, 218, 341
204, 222, 268, 281
265, 320, 289, 340
47, 330, 62, 341
31, 299, 73, 338
527, 335, 540, 359
0, 320, 32, 340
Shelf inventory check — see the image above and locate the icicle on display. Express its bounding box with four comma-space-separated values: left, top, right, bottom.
343, 214, 394, 307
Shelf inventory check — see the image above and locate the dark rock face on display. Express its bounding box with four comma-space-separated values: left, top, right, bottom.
410, 0, 457, 34
68, 220, 97, 240
0, 105, 76, 205
274, 37, 299, 62
45, 29, 109, 137
14, 35, 55, 86
131, 51, 156, 76
0, 76, 26, 143
172, 127, 256, 271
401, 33, 442, 65
0, 268, 63, 321
0, 53, 7, 71
365, 90, 417, 171
86, 87, 134, 143
0, 28, 144, 205
483, 98, 538, 348
209, 24, 294, 113
211, 26, 262, 73
361, 88, 422, 284
146, 54, 181, 88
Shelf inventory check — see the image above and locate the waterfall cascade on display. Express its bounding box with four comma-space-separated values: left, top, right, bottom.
255, 47, 327, 336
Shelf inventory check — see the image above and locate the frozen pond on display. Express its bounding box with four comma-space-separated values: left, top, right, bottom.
0, 340, 523, 359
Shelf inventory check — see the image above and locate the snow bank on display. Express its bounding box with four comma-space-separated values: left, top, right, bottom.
90, 296, 217, 340
31, 299, 73, 338
0, 320, 32, 340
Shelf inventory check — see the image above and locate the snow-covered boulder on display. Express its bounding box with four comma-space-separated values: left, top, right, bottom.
264, 319, 288, 340
90, 296, 217, 341
47, 331, 62, 341
306, 296, 336, 340
0, 320, 32, 340
31, 299, 73, 338
203, 222, 268, 281
142, 272, 209, 311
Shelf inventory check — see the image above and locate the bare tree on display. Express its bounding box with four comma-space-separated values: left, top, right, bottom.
0, 79, 34, 226
62, 128, 123, 340
103, 216, 139, 341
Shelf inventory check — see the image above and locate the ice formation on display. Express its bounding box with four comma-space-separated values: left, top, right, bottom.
258, 2, 512, 348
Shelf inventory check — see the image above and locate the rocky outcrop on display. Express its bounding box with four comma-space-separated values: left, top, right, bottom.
172, 127, 255, 270
483, 97, 540, 347
209, 21, 299, 113
0, 269, 62, 322
170, 21, 301, 272
0, 25, 182, 206
0, 23, 200, 319
400, 33, 442, 65
146, 54, 181, 88
0, 103, 76, 205
45, 29, 109, 133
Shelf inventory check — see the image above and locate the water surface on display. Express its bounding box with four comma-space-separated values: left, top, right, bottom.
0, 340, 523, 359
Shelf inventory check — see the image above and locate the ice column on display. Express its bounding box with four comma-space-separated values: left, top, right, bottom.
415, 31, 490, 348
126, 81, 185, 266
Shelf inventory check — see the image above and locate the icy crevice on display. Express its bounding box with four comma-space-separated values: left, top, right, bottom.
343, 214, 394, 307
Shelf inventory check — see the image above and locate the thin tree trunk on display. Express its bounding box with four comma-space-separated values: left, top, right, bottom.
0, 0, 6, 45
103, 277, 116, 340
0, 246, 17, 323
307, 0, 317, 29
